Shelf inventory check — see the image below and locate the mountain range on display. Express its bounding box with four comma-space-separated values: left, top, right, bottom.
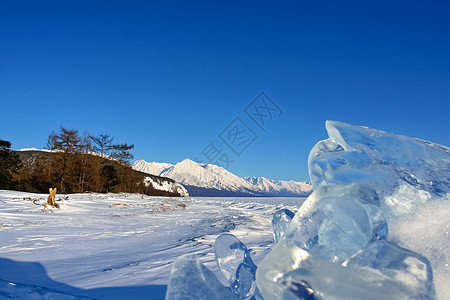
132, 158, 312, 197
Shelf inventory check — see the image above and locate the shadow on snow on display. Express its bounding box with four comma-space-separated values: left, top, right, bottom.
0, 257, 167, 300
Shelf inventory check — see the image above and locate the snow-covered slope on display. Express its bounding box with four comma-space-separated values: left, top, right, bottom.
143, 176, 189, 197
133, 159, 312, 197
133, 160, 173, 177
244, 176, 312, 196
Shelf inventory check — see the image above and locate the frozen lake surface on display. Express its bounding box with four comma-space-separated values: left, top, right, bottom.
0, 191, 306, 299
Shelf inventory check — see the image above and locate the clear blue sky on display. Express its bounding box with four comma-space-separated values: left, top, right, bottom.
1, 1, 450, 181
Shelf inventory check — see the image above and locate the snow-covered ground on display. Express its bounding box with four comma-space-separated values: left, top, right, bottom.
0, 190, 305, 299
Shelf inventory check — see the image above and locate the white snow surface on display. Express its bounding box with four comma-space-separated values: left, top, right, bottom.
0, 190, 305, 299
133, 159, 312, 196
17, 148, 48, 152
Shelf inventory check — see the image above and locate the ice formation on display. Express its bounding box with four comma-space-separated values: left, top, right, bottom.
272, 209, 295, 243
256, 184, 434, 299
308, 121, 450, 220
258, 240, 434, 300
214, 233, 257, 300
344, 240, 435, 297
283, 183, 387, 263
165, 254, 238, 300
166, 121, 449, 299
256, 121, 449, 300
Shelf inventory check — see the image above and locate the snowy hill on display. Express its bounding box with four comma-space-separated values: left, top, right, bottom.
132, 159, 312, 197
16, 149, 188, 197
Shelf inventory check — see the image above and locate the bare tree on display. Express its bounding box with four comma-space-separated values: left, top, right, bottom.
45, 131, 58, 150
46, 127, 81, 192
77, 132, 94, 192
90, 133, 113, 156
53, 127, 81, 153
80, 132, 93, 153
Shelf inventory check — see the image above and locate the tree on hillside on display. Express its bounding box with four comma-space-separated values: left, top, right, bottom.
101, 164, 120, 192
45, 131, 58, 150
14, 127, 164, 195
53, 127, 81, 153
111, 143, 134, 165
76, 133, 95, 192
46, 127, 81, 192
90, 133, 113, 156
0, 139, 21, 190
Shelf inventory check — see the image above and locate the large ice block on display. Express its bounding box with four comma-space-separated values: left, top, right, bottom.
256, 182, 389, 300
344, 240, 435, 298
306, 120, 449, 299
214, 233, 257, 300
283, 183, 387, 263
257, 240, 435, 300
165, 254, 238, 300
272, 209, 295, 243
309, 121, 450, 217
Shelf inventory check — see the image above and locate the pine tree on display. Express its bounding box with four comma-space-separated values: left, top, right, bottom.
0, 139, 21, 190
53, 127, 81, 153
111, 143, 134, 165
101, 164, 120, 192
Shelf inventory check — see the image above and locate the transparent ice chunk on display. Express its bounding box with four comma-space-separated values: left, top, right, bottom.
215, 233, 257, 300
272, 209, 295, 243
283, 183, 387, 263
344, 240, 435, 299
305, 120, 448, 298
165, 254, 238, 300
308, 120, 450, 218
256, 240, 435, 300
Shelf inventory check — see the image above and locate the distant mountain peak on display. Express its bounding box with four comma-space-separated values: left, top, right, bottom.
133, 159, 312, 197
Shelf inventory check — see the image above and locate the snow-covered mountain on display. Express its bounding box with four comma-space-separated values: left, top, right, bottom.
132, 160, 173, 177
132, 159, 312, 197
244, 176, 312, 196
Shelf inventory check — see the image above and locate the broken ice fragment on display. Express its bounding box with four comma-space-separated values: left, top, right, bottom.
256, 240, 434, 300
165, 254, 238, 300
256, 183, 389, 299
215, 233, 257, 300
272, 209, 295, 243
344, 240, 435, 299
284, 183, 387, 263
278, 275, 316, 300
308, 120, 450, 218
